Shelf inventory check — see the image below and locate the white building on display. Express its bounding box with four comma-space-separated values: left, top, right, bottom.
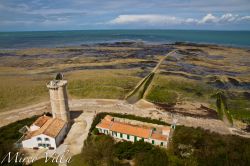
21, 74, 70, 149
22, 116, 67, 149
96, 115, 171, 147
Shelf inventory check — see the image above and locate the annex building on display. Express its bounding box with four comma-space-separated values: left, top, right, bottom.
96, 115, 171, 147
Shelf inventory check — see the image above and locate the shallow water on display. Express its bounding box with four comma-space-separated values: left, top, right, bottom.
0, 30, 250, 49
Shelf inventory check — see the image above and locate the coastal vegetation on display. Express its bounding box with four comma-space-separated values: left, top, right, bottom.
0, 43, 249, 124
0, 43, 166, 111
146, 75, 215, 104
67, 69, 140, 99
0, 116, 38, 166
212, 91, 233, 125
0, 113, 249, 165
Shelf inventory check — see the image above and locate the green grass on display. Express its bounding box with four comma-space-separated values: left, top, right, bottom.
146, 85, 178, 105
228, 98, 250, 123
0, 76, 49, 112
0, 69, 141, 112
146, 75, 215, 104
68, 71, 140, 99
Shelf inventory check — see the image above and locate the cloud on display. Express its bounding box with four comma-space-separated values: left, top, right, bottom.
109, 13, 250, 26
199, 13, 218, 24
109, 15, 182, 25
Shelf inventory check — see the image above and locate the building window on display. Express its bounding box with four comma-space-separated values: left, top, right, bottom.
45, 138, 50, 142
152, 140, 155, 144
134, 136, 137, 142
141, 138, 144, 142
120, 133, 123, 138
112, 131, 117, 136
160, 142, 164, 146
37, 137, 42, 141
127, 134, 130, 139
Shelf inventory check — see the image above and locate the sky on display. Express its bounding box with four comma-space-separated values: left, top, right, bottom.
0, 0, 250, 31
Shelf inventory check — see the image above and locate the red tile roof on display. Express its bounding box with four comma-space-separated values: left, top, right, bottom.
110, 121, 151, 138
151, 133, 168, 141
33, 116, 51, 127
25, 116, 66, 139
96, 119, 112, 129
96, 115, 170, 141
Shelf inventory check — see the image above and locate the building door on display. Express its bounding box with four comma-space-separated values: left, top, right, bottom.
134, 136, 137, 142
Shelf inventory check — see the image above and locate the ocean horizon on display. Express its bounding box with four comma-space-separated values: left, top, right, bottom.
0, 29, 250, 49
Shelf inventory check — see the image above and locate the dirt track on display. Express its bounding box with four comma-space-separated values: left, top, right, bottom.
2, 98, 250, 158
0, 98, 242, 135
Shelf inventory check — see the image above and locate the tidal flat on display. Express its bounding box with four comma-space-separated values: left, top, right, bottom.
0, 42, 249, 125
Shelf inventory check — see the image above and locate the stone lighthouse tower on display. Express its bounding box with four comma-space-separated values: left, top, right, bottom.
47, 73, 70, 122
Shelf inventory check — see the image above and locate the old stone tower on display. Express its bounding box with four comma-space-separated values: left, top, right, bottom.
47, 73, 70, 122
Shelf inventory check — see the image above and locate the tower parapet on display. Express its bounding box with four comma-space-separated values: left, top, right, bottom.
47, 75, 70, 122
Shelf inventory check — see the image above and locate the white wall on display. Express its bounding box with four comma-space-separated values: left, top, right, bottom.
22, 134, 56, 149
55, 124, 67, 146
148, 138, 168, 146
96, 127, 168, 147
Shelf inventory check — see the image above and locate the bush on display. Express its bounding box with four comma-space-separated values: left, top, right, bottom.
172, 126, 250, 165
93, 128, 99, 135
0, 116, 38, 166
135, 147, 168, 166
114, 140, 153, 160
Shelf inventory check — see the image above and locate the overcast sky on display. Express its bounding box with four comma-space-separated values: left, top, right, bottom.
0, 0, 250, 31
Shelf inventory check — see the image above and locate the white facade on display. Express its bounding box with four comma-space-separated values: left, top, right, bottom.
97, 126, 168, 147
22, 123, 67, 149
22, 134, 56, 149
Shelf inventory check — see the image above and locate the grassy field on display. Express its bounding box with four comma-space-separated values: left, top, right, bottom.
0, 44, 163, 112
146, 74, 215, 104
145, 43, 250, 123
67, 69, 141, 99
0, 69, 141, 112
0, 43, 249, 126
0, 75, 49, 112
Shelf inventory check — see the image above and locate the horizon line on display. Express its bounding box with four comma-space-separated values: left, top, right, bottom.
1, 29, 250, 33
